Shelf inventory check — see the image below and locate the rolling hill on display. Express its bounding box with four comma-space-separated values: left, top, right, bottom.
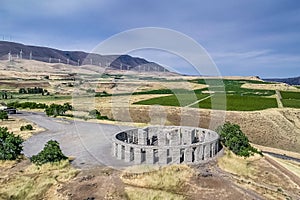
0, 41, 166, 72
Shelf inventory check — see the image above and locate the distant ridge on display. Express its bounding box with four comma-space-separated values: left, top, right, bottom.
0, 41, 167, 72
264, 76, 300, 86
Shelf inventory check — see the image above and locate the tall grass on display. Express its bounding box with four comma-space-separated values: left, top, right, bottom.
0, 160, 78, 200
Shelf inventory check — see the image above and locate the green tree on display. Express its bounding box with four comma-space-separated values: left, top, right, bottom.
0, 111, 8, 121
45, 103, 72, 117
0, 127, 24, 160
216, 122, 261, 157
30, 140, 68, 165
63, 103, 72, 111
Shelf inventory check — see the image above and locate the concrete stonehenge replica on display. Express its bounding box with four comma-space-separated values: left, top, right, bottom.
112, 126, 220, 165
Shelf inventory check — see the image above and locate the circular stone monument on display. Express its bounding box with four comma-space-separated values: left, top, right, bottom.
112, 126, 220, 165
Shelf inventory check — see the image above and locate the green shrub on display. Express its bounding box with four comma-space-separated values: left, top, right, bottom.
30, 140, 68, 165
0, 127, 24, 160
45, 103, 72, 117
0, 110, 8, 121
88, 109, 110, 120
88, 109, 100, 118
216, 122, 261, 157
20, 124, 33, 131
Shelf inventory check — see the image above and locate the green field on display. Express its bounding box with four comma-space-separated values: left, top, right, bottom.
134, 94, 209, 107
280, 91, 300, 108
281, 99, 300, 108
190, 79, 275, 96
280, 91, 300, 99
135, 94, 278, 111
199, 95, 277, 111
134, 79, 279, 111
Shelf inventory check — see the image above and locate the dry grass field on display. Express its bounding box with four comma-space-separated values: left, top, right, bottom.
1, 59, 300, 199
0, 116, 45, 140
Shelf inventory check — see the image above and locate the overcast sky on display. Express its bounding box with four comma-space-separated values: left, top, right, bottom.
1, 0, 299, 77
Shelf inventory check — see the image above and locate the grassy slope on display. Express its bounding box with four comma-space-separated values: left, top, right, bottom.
121, 165, 192, 200
0, 160, 78, 200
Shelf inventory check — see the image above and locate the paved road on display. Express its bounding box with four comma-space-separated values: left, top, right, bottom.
16, 111, 133, 169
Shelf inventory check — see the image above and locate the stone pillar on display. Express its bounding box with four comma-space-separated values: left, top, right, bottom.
191, 129, 196, 143
171, 148, 180, 164
112, 142, 117, 157
138, 129, 147, 145
169, 129, 180, 146
157, 130, 166, 146
124, 145, 131, 162
158, 149, 167, 165
181, 127, 192, 145
145, 149, 154, 164
184, 147, 193, 163
211, 143, 215, 157
134, 148, 142, 164
117, 144, 123, 160
194, 146, 201, 162
204, 144, 210, 159
199, 145, 204, 160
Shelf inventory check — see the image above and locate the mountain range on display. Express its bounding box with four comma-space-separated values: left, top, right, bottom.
264, 76, 300, 86
0, 41, 166, 72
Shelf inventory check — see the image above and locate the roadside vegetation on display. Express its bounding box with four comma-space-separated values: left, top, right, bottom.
88, 109, 109, 120
45, 103, 72, 117
0, 110, 8, 121
31, 140, 68, 165
0, 127, 24, 160
7, 101, 48, 109
216, 122, 261, 157
19, 87, 50, 95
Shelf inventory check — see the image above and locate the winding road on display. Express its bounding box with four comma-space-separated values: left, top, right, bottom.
17, 111, 132, 169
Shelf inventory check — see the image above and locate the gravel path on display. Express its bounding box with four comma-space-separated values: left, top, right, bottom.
16, 111, 133, 169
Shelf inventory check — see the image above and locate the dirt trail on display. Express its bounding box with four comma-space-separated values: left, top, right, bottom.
275, 90, 283, 108
265, 155, 300, 187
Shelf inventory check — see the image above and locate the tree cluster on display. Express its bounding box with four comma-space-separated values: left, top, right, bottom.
1, 91, 12, 99
19, 87, 49, 95
216, 122, 261, 157
30, 140, 67, 165
45, 103, 72, 117
0, 127, 24, 160
7, 101, 48, 109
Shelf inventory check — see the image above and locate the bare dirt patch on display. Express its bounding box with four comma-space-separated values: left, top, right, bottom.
58, 167, 127, 200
